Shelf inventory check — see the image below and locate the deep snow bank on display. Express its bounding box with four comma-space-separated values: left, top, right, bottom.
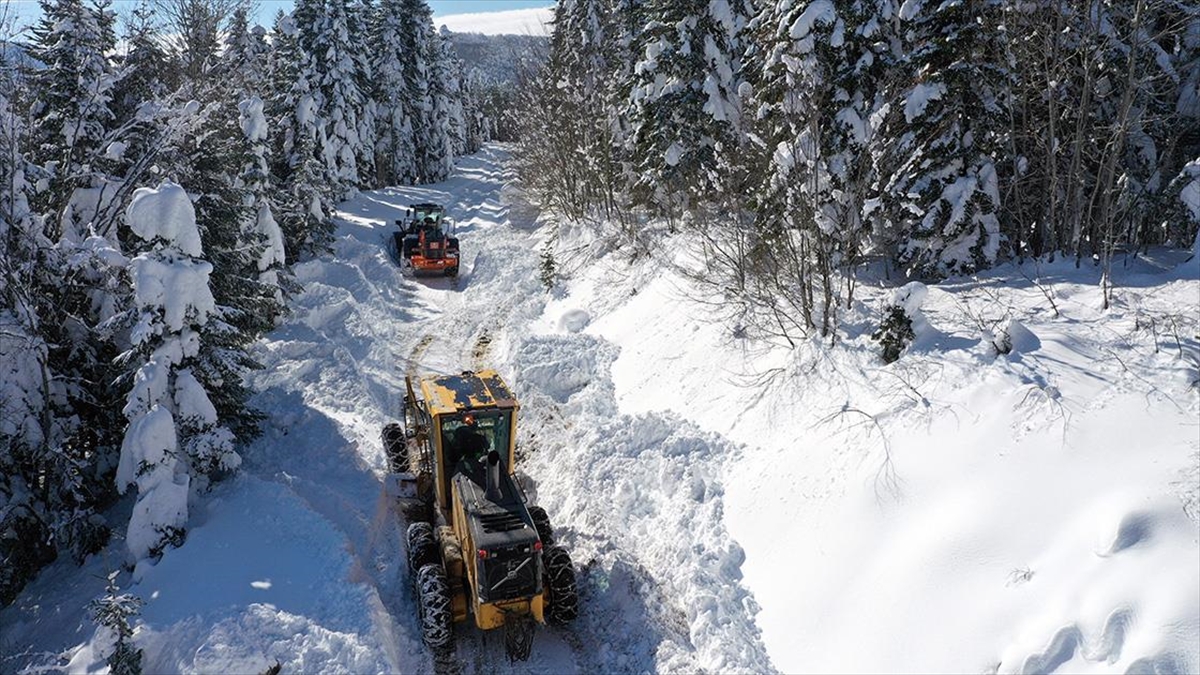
540, 219, 1200, 674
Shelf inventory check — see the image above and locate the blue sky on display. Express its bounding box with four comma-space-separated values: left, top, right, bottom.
1, 0, 556, 34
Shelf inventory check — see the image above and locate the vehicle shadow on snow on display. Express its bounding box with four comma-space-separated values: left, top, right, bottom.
241, 389, 427, 672
435, 545, 672, 675
567, 552, 679, 674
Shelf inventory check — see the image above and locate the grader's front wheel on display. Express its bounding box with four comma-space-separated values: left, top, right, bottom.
382, 423, 408, 473
528, 505, 554, 546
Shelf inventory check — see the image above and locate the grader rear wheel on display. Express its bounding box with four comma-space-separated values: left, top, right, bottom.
543, 545, 578, 625
416, 563, 453, 650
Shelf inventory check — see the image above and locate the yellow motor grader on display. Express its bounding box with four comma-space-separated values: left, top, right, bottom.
382, 370, 577, 662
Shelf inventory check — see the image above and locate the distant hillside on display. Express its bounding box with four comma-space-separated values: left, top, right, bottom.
445, 31, 547, 85
0, 40, 35, 68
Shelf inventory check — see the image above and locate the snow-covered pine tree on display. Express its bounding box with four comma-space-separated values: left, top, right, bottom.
825, 0, 894, 278
218, 6, 272, 101
1076, 0, 1196, 281
117, 181, 238, 565
25, 0, 120, 241
461, 68, 486, 154
624, 0, 753, 215
0, 59, 43, 464
604, 0, 646, 215
394, 0, 440, 183
739, 0, 842, 337
238, 96, 291, 315
371, 0, 417, 186
1179, 158, 1200, 258
214, 7, 291, 311
294, 0, 370, 197
11, 0, 132, 591
876, 0, 1004, 278
87, 572, 143, 675
1170, 9, 1200, 256
421, 22, 455, 182
1142, 2, 1200, 254
267, 9, 335, 259
435, 27, 468, 158
0, 57, 60, 607
154, 90, 281, 442
349, 0, 378, 187
748, 0, 896, 329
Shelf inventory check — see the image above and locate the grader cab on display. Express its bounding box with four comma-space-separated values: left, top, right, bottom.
382, 370, 577, 662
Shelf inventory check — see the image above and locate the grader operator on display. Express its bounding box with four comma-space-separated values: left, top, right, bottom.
382, 370, 577, 662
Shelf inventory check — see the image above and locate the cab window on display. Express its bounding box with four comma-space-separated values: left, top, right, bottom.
440, 411, 511, 471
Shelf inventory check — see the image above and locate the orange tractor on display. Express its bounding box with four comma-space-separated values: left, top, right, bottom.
395, 203, 459, 277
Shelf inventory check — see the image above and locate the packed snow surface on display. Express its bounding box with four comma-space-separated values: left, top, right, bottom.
2, 145, 1197, 675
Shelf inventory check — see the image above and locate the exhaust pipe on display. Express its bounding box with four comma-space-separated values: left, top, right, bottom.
486, 450, 502, 502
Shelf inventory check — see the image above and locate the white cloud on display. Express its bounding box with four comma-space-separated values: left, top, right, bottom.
435, 6, 552, 36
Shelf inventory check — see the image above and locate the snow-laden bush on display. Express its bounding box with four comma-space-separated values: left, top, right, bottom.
872, 282, 926, 364
988, 318, 1041, 356
1179, 159, 1200, 260
88, 572, 144, 675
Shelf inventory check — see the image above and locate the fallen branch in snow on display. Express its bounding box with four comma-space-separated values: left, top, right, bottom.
1016, 383, 1071, 447
1019, 263, 1061, 319
816, 404, 901, 502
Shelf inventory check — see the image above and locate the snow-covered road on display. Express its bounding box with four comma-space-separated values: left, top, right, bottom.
0, 145, 770, 674
243, 144, 775, 674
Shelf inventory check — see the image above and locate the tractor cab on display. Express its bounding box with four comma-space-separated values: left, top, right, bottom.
402, 203, 447, 234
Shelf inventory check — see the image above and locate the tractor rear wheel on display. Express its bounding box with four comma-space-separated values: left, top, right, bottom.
542, 545, 578, 625
382, 423, 408, 473
407, 522, 437, 574
416, 563, 453, 650
528, 505, 554, 546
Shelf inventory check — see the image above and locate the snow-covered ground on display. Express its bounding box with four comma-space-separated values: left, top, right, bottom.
2, 144, 1197, 674
542, 222, 1200, 673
